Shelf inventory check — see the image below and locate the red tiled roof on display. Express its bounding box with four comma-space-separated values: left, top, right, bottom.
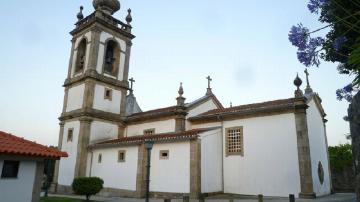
189, 97, 306, 121
126, 93, 224, 122
0, 131, 68, 159
126, 106, 178, 122
91, 128, 214, 148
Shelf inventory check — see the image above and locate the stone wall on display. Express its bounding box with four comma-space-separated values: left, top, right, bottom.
332, 166, 355, 192
348, 91, 360, 200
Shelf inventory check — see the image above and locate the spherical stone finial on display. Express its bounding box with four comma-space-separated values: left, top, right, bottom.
77, 6, 84, 21
293, 73, 302, 88
126, 8, 132, 24
93, 0, 120, 15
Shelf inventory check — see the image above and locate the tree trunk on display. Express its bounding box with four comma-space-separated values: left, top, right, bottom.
349, 91, 360, 200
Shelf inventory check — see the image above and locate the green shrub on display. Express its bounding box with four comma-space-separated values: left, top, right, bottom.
71, 177, 104, 201
329, 144, 353, 172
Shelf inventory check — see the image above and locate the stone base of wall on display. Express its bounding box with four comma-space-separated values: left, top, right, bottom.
332, 166, 355, 193
99, 187, 138, 198
150, 191, 188, 198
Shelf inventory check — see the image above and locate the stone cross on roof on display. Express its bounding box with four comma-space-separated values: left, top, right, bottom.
129, 77, 135, 94
206, 76, 212, 95
304, 68, 313, 94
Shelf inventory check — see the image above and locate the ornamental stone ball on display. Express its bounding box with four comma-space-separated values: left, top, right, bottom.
294, 73, 302, 88
93, 0, 120, 15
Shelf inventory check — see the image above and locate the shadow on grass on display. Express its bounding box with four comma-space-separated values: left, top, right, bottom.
40, 197, 99, 202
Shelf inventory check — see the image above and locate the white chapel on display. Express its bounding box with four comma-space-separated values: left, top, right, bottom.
54, 0, 332, 199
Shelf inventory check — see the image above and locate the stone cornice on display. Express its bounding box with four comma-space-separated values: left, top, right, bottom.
59, 108, 125, 123
71, 12, 135, 40
64, 69, 129, 90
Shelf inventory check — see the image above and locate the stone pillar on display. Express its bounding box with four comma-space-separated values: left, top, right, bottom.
323, 119, 334, 193
349, 92, 360, 200
74, 117, 93, 178
190, 139, 201, 198
51, 121, 65, 192
136, 144, 147, 198
175, 115, 186, 132
32, 161, 45, 202
294, 99, 316, 198
87, 28, 101, 70
82, 80, 95, 109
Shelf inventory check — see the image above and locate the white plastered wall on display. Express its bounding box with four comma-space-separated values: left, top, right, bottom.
0, 160, 36, 202
90, 146, 138, 191
223, 113, 301, 197
191, 122, 222, 130
58, 121, 80, 186
150, 142, 190, 193
126, 119, 176, 137
96, 31, 127, 81
200, 129, 223, 193
66, 84, 85, 112
92, 84, 122, 114
71, 31, 92, 78
89, 121, 118, 143
186, 99, 218, 130
306, 99, 331, 196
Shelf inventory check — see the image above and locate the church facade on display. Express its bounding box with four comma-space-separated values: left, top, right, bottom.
54, 0, 331, 199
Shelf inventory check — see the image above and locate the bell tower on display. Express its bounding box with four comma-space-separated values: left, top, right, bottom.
54, 0, 135, 190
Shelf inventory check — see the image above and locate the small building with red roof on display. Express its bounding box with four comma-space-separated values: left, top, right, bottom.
0, 131, 67, 202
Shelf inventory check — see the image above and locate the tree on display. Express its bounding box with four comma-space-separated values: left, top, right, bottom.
72, 177, 104, 201
288, 0, 360, 102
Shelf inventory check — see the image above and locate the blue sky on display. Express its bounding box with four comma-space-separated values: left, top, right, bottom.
0, 0, 353, 146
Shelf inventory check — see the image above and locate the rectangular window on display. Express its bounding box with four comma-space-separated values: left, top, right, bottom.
1, 160, 20, 178
67, 128, 74, 142
143, 128, 155, 135
226, 126, 244, 156
118, 150, 126, 162
98, 153, 102, 163
159, 150, 169, 160
104, 88, 112, 101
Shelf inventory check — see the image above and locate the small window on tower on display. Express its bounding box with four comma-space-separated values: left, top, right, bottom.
67, 128, 74, 142
98, 153, 102, 163
104, 88, 112, 100
118, 150, 126, 162
143, 128, 155, 135
159, 150, 169, 160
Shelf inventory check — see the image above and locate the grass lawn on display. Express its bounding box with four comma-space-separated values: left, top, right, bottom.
40, 196, 99, 202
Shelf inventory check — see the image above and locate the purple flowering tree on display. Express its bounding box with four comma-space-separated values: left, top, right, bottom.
288, 0, 360, 102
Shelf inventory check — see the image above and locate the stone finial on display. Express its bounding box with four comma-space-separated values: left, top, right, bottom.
206, 76, 212, 95
304, 68, 313, 94
126, 8, 132, 25
129, 77, 135, 95
77, 6, 84, 21
177, 82, 185, 106
93, 0, 120, 15
294, 73, 304, 98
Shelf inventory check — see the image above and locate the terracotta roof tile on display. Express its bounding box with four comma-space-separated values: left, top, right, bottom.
189, 97, 305, 121
126, 106, 178, 121
0, 131, 68, 159
91, 128, 213, 148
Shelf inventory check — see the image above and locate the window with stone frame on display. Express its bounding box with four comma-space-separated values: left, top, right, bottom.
104, 88, 113, 100
98, 153, 102, 163
118, 150, 126, 162
67, 128, 74, 142
159, 150, 169, 160
226, 126, 244, 156
143, 128, 155, 135
1, 160, 20, 178
74, 38, 87, 74
103, 40, 120, 76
